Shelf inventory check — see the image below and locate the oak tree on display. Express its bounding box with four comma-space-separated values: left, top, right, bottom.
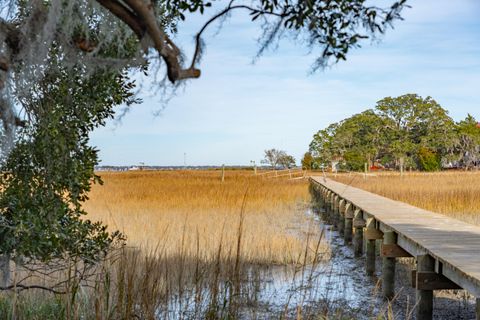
308, 94, 473, 171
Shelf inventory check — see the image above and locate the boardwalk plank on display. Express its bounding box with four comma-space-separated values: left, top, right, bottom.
310, 176, 480, 297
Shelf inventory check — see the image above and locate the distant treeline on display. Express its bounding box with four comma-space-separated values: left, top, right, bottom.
305, 94, 480, 171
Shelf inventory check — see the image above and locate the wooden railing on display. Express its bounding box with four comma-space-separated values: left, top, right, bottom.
256, 168, 307, 180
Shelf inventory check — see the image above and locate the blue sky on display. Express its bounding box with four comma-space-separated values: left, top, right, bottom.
91, 0, 480, 166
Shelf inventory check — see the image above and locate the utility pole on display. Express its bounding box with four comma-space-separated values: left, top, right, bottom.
184, 152, 187, 168
221, 164, 225, 182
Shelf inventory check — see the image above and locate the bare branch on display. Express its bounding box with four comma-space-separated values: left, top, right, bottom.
0, 284, 66, 294
190, 3, 287, 70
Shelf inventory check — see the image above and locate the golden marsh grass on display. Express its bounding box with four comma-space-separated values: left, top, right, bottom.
330, 171, 480, 225
84, 170, 316, 265
0, 170, 329, 319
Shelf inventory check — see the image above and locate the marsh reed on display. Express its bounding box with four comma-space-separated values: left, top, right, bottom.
1, 170, 334, 319
84, 170, 315, 265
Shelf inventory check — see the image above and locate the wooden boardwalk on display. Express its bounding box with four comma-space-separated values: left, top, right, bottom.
310, 176, 480, 320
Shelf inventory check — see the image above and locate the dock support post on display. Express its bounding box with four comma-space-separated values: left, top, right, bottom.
366, 218, 376, 276
311, 185, 323, 214
344, 203, 353, 245
353, 209, 365, 257
316, 187, 325, 212
325, 191, 332, 223
382, 231, 396, 300
331, 193, 337, 227
338, 199, 345, 236
476, 298, 480, 320
416, 254, 435, 320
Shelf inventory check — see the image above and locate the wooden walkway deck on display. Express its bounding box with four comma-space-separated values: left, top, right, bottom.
310, 176, 480, 319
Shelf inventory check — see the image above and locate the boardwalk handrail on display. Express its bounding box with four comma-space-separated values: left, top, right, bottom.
257, 168, 297, 176
309, 176, 480, 320
257, 168, 307, 180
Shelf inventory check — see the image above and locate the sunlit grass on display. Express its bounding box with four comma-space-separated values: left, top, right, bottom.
1, 170, 332, 319
84, 170, 315, 265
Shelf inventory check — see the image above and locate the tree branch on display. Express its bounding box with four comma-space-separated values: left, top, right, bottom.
191, 3, 287, 70
95, 0, 288, 83
96, 0, 146, 38
0, 284, 66, 294
123, 0, 200, 82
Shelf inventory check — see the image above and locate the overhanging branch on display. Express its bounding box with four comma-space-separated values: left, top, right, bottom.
94, 0, 288, 83
96, 0, 146, 38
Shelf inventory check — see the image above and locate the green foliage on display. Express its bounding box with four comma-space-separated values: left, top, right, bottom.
343, 151, 365, 171
308, 94, 476, 171
455, 114, 480, 168
309, 110, 385, 171
0, 295, 66, 319
417, 147, 441, 172
0, 67, 133, 263
309, 123, 338, 168
375, 94, 456, 161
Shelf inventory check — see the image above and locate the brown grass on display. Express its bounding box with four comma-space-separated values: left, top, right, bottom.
84, 170, 315, 265
329, 171, 480, 225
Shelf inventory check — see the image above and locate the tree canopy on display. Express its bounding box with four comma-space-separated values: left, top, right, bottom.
309, 94, 479, 171
0, 0, 409, 287
261, 148, 296, 169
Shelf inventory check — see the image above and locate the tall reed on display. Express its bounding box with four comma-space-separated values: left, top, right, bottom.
84, 170, 314, 264
0, 170, 332, 319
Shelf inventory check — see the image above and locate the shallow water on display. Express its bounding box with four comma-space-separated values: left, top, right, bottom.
248, 211, 384, 319
163, 207, 477, 319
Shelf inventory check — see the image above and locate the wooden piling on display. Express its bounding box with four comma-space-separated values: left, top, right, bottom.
353, 209, 365, 257
366, 218, 377, 276
332, 194, 339, 229
329, 192, 334, 214
338, 199, 345, 235
330, 193, 335, 213
324, 190, 332, 223
382, 231, 396, 300
476, 298, 480, 320
344, 203, 353, 245
317, 187, 325, 212
416, 254, 435, 320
